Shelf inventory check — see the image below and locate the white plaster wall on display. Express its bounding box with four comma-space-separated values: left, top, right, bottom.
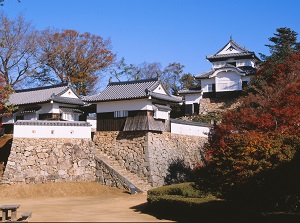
51, 103, 61, 113
87, 118, 97, 129
212, 61, 226, 69
154, 110, 169, 120
96, 99, 153, 113
236, 59, 253, 67
241, 76, 252, 82
38, 102, 60, 114
216, 72, 241, 91
14, 124, 91, 138
39, 103, 54, 113
171, 122, 210, 137
201, 79, 215, 92
153, 84, 167, 94
61, 112, 80, 121
212, 59, 254, 69
184, 94, 202, 105
218, 44, 242, 55
60, 89, 79, 98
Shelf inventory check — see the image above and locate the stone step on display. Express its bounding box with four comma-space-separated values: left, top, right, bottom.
95, 149, 153, 193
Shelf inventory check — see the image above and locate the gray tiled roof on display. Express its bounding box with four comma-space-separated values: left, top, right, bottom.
206, 38, 260, 61
206, 52, 255, 60
214, 38, 250, 55
194, 70, 214, 79
15, 120, 91, 126
177, 89, 202, 95
149, 92, 182, 103
195, 64, 256, 79
8, 83, 85, 106
153, 103, 172, 111
170, 118, 213, 127
52, 96, 86, 105
84, 78, 182, 103
59, 107, 83, 113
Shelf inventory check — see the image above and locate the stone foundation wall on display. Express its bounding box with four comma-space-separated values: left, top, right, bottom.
95, 157, 141, 192
200, 97, 240, 115
93, 131, 207, 187
147, 132, 206, 187
93, 131, 149, 183
2, 132, 207, 188
1, 138, 96, 184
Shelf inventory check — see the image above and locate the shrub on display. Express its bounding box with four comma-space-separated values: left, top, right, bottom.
195, 130, 300, 212
147, 183, 223, 221
147, 182, 208, 198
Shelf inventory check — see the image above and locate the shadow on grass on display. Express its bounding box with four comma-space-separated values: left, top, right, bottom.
130, 200, 300, 223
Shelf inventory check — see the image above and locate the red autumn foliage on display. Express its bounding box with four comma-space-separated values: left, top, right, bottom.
196, 53, 300, 193
222, 52, 300, 135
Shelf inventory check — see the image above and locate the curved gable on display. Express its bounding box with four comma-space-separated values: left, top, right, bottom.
60, 88, 80, 99
153, 83, 168, 95
209, 66, 245, 78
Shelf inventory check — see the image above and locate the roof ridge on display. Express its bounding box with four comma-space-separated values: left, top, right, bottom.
15, 83, 68, 93
230, 38, 250, 52
108, 78, 158, 86
210, 37, 251, 57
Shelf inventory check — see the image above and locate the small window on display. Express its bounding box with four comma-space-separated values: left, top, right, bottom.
114, 110, 128, 118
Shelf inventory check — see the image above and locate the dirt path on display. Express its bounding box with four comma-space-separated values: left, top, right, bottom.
0, 182, 173, 222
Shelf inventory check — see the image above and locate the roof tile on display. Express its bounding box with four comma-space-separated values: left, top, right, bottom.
8, 83, 85, 106
84, 78, 182, 103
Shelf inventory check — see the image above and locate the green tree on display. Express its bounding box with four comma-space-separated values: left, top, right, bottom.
251, 27, 300, 91
179, 73, 200, 90
263, 27, 300, 62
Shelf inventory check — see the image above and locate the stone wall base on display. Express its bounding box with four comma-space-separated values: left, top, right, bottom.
93, 131, 207, 187
1, 138, 96, 184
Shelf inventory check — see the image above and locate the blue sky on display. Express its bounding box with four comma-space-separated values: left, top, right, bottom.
2, 0, 300, 77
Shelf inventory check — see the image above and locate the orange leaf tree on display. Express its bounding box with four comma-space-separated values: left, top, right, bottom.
37, 29, 116, 95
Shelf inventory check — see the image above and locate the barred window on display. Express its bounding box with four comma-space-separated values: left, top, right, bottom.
114, 110, 128, 118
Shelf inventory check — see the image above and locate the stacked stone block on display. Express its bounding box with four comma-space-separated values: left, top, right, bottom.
1, 138, 96, 184
93, 131, 207, 187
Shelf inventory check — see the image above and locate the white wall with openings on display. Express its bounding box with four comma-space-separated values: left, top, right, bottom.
13, 120, 91, 139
